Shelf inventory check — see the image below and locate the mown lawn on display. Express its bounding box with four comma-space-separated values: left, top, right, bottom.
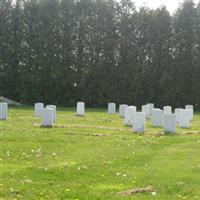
1, 107, 200, 200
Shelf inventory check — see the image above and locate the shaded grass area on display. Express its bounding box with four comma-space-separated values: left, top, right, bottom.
1, 107, 200, 199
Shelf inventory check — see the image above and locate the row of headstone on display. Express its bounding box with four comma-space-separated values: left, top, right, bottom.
120, 103, 194, 134
141, 103, 154, 118
151, 105, 194, 131
109, 104, 143, 132
141, 106, 177, 132
0, 102, 8, 120
108, 103, 131, 116
124, 106, 136, 126
175, 106, 194, 128
35, 101, 85, 127
35, 103, 56, 127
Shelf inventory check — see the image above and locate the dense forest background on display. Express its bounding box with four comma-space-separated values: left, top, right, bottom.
0, 0, 200, 108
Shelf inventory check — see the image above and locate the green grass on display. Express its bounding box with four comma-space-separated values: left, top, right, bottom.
1, 107, 200, 200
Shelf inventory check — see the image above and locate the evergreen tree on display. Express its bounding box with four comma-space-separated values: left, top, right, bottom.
0, 0, 199, 109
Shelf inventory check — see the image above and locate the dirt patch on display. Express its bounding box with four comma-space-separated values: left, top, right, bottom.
181, 130, 200, 135
55, 124, 127, 131
117, 186, 155, 196
64, 131, 109, 137
33, 123, 127, 131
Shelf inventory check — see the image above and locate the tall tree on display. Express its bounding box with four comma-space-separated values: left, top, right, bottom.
0, 0, 199, 109
0, 0, 13, 97
173, 0, 197, 106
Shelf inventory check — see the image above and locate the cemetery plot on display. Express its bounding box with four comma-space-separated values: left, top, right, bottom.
1, 106, 200, 200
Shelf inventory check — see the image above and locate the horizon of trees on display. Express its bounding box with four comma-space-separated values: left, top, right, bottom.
0, 0, 200, 109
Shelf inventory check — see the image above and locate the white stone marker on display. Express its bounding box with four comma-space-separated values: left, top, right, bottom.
46, 105, 56, 122
34, 102, 44, 117
108, 103, 116, 114
152, 108, 163, 127
146, 104, 151, 118
119, 104, 128, 118
147, 103, 154, 116
124, 106, 136, 126
163, 106, 172, 114
142, 105, 150, 119
77, 102, 85, 116
175, 108, 182, 124
0, 102, 8, 120
163, 114, 176, 133
132, 112, 146, 133
179, 109, 190, 128
185, 105, 193, 121
41, 108, 53, 127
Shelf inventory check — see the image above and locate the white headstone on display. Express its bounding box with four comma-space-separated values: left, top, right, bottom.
34, 102, 44, 117
46, 105, 56, 122
179, 109, 190, 128
124, 106, 136, 126
119, 104, 128, 118
152, 108, 163, 127
142, 105, 150, 119
175, 108, 182, 124
0, 102, 8, 120
163, 114, 176, 133
147, 103, 154, 115
163, 106, 172, 114
108, 103, 116, 114
132, 112, 146, 133
41, 108, 53, 127
185, 105, 193, 121
77, 102, 85, 116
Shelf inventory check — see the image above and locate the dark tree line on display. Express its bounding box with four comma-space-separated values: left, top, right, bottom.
0, 0, 200, 108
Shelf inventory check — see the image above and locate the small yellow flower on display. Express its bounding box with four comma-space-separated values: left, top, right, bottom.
65, 188, 70, 192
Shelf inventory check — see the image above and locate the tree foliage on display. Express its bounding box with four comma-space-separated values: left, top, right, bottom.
0, 0, 199, 108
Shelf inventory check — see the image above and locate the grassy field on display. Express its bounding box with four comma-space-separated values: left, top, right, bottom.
1, 107, 200, 200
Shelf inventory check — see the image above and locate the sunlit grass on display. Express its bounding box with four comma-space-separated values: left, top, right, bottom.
1, 107, 200, 199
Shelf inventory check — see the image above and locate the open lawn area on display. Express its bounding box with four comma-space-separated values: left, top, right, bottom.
1, 107, 200, 200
